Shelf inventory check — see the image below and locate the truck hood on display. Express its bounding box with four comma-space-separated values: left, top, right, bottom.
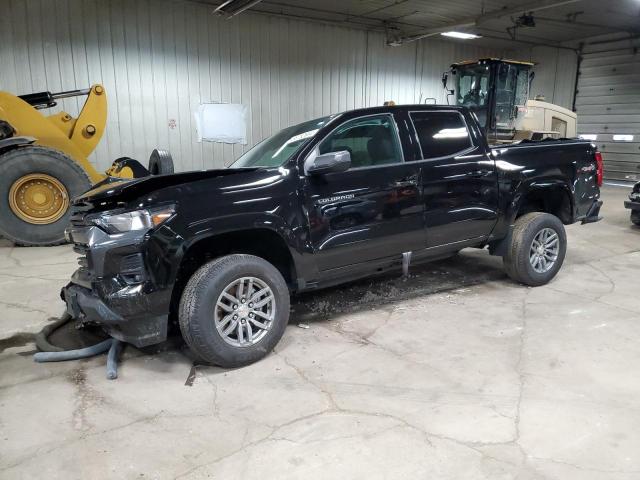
75, 168, 260, 205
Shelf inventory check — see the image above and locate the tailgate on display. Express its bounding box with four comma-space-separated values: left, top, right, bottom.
574, 147, 602, 221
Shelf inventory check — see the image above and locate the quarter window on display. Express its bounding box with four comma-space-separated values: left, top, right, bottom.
410, 111, 473, 159
318, 115, 403, 168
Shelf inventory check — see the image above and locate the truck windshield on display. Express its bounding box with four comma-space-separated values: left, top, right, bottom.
455, 63, 490, 128
231, 116, 332, 168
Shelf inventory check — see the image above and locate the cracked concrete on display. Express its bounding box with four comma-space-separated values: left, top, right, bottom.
1, 185, 640, 479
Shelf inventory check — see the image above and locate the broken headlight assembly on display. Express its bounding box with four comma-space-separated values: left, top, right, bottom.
91, 205, 175, 234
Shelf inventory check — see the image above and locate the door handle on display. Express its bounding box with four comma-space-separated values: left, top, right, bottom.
469, 169, 493, 178
391, 179, 418, 188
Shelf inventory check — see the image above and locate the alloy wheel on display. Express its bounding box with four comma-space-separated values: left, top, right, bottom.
529, 227, 559, 273
214, 276, 275, 347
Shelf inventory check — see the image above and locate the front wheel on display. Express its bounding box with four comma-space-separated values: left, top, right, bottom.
503, 212, 567, 287
179, 254, 290, 367
631, 211, 640, 226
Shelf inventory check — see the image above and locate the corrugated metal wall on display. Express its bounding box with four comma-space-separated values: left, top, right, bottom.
575, 36, 640, 182
1, 0, 573, 172
365, 33, 518, 106
515, 46, 579, 110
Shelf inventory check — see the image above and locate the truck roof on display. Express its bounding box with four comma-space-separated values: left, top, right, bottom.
336, 104, 468, 118
451, 58, 535, 67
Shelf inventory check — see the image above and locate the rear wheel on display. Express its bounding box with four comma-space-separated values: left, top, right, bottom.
179, 254, 290, 368
503, 212, 567, 286
0, 146, 91, 246
631, 211, 640, 226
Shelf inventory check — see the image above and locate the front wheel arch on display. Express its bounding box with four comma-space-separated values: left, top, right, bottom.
169, 228, 297, 323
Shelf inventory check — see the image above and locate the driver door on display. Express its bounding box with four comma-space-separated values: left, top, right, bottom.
303, 113, 424, 273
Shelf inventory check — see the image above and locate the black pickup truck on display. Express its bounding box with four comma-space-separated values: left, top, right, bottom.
624, 182, 640, 226
63, 105, 602, 367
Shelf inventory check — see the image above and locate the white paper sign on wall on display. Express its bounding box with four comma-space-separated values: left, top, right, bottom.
195, 103, 248, 144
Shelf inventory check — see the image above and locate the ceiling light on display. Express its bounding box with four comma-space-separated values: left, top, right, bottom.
441, 31, 481, 40
579, 134, 598, 141
613, 134, 634, 141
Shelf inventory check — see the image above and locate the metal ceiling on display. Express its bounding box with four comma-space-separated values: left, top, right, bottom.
204, 0, 640, 48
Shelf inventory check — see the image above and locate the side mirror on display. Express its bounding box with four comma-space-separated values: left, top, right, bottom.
529, 71, 536, 90
441, 72, 448, 89
306, 150, 351, 176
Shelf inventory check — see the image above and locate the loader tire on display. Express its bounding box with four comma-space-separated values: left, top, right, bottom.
148, 149, 174, 175
0, 146, 91, 246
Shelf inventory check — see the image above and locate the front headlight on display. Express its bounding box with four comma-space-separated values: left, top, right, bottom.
92, 205, 175, 234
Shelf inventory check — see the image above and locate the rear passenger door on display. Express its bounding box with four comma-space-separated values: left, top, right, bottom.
303, 113, 424, 273
410, 110, 499, 247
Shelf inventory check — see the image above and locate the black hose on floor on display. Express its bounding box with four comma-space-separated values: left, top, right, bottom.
33, 314, 125, 380
33, 339, 113, 362
106, 339, 122, 380
34, 313, 72, 352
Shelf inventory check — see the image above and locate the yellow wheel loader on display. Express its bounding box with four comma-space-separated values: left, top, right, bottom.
0, 85, 174, 246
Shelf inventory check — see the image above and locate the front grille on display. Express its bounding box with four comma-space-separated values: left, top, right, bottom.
70, 210, 89, 227
120, 253, 143, 273
120, 253, 146, 283
73, 243, 89, 254
72, 245, 91, 287
68, 206, 94, 287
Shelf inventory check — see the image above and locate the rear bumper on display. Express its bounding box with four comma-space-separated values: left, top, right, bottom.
624, 200, 640, 212
62, 283, 167, 347
581, 200, 603, 224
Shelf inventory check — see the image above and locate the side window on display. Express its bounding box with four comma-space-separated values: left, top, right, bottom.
410, 111, 473, 159
318, 115, 403, 168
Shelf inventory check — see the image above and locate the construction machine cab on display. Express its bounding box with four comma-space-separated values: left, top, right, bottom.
445, 58, 533, 142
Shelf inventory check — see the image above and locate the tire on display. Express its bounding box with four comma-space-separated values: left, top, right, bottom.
631, 211, 640, 226
0, 146, 91, 246
179, 254, 290, 368
148, 149, 174, 175
503, 212, 567, 287
0, 120, 15, 140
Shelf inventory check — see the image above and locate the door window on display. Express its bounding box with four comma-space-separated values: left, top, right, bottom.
318, 115, 403, 168
410, 111, 473, 159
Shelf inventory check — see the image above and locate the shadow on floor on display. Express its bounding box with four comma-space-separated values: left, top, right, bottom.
290, 250, 507, 324
6, 251, 508, 360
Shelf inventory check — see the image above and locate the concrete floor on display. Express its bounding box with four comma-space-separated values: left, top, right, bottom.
1, 185, 640, 479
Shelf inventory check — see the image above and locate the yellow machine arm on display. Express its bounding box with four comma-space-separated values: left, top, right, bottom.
0, 83, 174, 246
0, 84, 107, 183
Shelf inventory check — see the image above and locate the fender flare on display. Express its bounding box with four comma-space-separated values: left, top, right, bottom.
509, 179, 574, 226
169, 213, 306, 288
489, 180, 574, 257
0, 136, 36, 156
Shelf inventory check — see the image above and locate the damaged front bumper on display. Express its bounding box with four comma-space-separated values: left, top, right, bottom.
624, 201, 640, 211
61, 222, 169, 347
61, 283, 167, 347
624, 188, 640, 212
